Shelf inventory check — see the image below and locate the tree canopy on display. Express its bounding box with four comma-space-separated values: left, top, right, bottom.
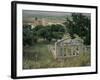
23, 24, 65, 46
64, 13, 91, 45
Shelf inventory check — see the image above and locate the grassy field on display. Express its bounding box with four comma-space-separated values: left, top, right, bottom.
23, 41, 91, 69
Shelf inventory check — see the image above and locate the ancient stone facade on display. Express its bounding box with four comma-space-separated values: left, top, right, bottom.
49, 38, 85, 59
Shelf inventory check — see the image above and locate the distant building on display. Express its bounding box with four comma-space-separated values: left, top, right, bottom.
23, 17, 65, 28
33, 17, 65, 26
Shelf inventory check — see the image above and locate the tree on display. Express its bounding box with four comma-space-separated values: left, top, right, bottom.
50, 24, 65, 41
23, 25, 33, 46
35, 24, 65, 42
32, 25, 44, 42
37, 26, 49, 40
36, 25, 52, 42
64, 13, 91, 45
23, 24, 66, 45
23, 25, 43, 46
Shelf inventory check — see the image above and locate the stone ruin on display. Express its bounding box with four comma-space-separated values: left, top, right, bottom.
48, 38, 90, 59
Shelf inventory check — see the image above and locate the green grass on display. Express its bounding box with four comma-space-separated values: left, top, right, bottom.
23, 41, 91, 69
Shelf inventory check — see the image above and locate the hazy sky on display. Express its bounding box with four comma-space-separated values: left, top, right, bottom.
23, 10, 90, 23
23, 10, 71, 17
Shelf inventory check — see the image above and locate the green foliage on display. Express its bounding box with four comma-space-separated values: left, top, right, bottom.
23, 25, 33, 46
35, 24, 65, 42
45, 24, 65, 41
64, 13, 91, 45
23, 24, 65, 46
32, 25, 44, 42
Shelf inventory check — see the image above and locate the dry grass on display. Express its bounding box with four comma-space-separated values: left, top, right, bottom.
23, 42, 91, 69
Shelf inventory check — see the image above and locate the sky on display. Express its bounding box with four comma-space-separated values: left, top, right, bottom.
23, 10, 90, 23
23, 10, 71, 17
